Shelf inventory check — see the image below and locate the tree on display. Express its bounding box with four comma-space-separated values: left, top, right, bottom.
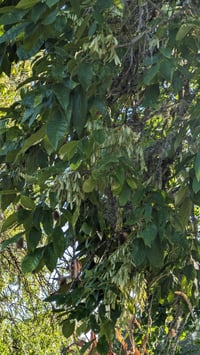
1, 0, 200, 353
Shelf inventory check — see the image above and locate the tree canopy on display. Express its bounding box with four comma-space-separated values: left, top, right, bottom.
1, 0, 200, 353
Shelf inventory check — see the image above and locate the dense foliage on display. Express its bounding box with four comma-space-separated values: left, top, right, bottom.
1, 0, 200, 353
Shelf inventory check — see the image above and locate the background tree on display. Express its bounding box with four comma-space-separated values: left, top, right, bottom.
1, 0, 200, 353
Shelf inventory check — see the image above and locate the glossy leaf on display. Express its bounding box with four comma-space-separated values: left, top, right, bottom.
22, 248, 44, 273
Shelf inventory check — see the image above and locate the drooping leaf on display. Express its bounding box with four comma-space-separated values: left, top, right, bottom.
26, 227, 42, 251
46, 107, 71, 150
143, 63, 160, 85
44, 243, 57, 271
19, 125, 46, 155
195, 152, 200, 182
141, 223, 158, 247
52, 227, 66, 258
59, 141, 78, 160
62, 319, 75, 338
78, 62, 93, 89
82, 176, 96, 193
20, 195, 35, 210
16, 0, 41, 9
71, 87, 88, 137
1, 212, 18, 232
22, 247, 44, 273
176, 23, 194, 41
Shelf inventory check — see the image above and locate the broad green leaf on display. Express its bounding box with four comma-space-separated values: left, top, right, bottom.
70, 0, 80, 15
20, 195, 35, 210
93, 129, 106, 144
132, 239, 146, 266
126, 177, 137, 189
119, 184, 131, 206
71, 87, 88, 137
176, 23, 194, 41
22, 247, 44, 273
195, 152, 200, 182
100, 319, 115, 342
192, 177, 200, 194
53, 84, 70, 113
95, 0, 113, 12
143, 63, 160, 85
142, 84, 160, 107
62, 319, 75, 338
46, 0, 60, 7
177, 197, 192, 230
174, 186, 189, 206
53, 227, 66, 258
44, 243, 57, 271
1, 212, 18, 232
146, 239, 164, 268
141, 223, 158, 247
96, 336, 109, 354
159, 47, 171, 58
78, 62, 93, 89
27, 227, 42, 251
0, 23, 26, 44
16, 0, 41, 9
19, 125, 46, 155
1, 232, 24, 251
59, 141, 78, 160
160, 60, 173, 82
42, 209, 53, 235
0, 9, 25, 25
46, 108, 71, 150
82, 176, 96, 193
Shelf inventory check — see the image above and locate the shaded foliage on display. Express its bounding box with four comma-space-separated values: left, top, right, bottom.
1, 0, 200, 353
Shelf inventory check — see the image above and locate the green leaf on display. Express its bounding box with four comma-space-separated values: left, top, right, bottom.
160, 60, 173, 82
95, 0, 113, 12
146, 239, 164, 268
42, 209, 53, 235
59, 141, 78, 160
1, 232, 24, 251
44, 243, 57, 271
143, 84, 160, 107
100, 319, 115, 342
0, 23, 26, 44
62, 319, 75, 338
27, 227, 42, 251
52, 227, 66, 258
46, 108, 71, 150
119, 184, 131, 206
93, 129, 106, 144
78, 62, 93, 89
174, 186, 189, 206
159, 47, 171, 58
141, 223, 158, 247
195, 152, 200, 182
16, 0, 41, 9
82, 176, 96, 193
96, 336, 109, 354
20, 195, 35, 210
132, 239, 146, 266
1, 212, 18, 232
177, 197, 192, 230
71, 87, 88, 138
143, 63, 160, 85
176, 23, 194, 41
22, 247, 44, 273
19, 125, 46, 155
53, 84, 70, 113
192, 177, 200, 194
70, 0, 80, 15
